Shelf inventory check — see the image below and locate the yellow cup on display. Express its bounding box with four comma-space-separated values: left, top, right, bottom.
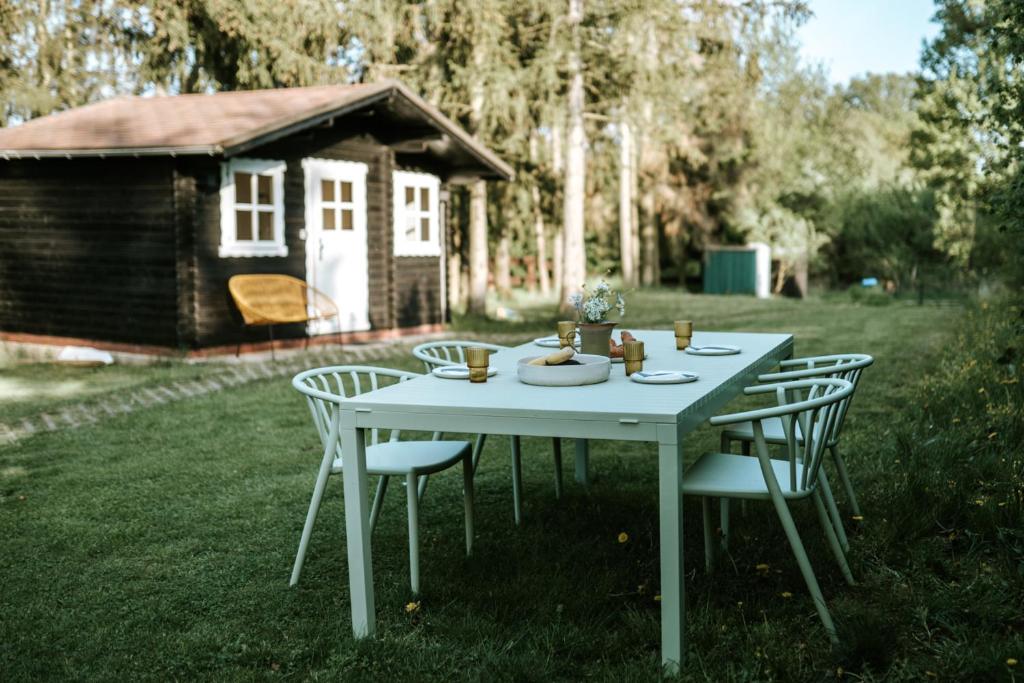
557, 321, 577, 349
623, 340, 645, 376
466, 347, 490, 383
674, 321, 693, 350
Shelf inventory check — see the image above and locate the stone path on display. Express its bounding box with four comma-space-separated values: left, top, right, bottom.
1, 335, 526, 448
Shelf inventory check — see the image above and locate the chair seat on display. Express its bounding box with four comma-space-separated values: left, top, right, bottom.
722, 417, 804, 445
331, 440, 471, 476
682, 452, 812, 500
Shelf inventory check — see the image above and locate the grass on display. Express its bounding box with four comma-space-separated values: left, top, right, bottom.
1, 291, 1021, 681
0, 357, 225, 423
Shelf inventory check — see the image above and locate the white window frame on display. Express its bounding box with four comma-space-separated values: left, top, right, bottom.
392, 170, 441, 257
219, 158, 288, 258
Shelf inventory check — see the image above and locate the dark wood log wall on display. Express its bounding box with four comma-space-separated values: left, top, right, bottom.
0, 122, 445, 350
0, 158, 180, 346
186, 123, 444, 349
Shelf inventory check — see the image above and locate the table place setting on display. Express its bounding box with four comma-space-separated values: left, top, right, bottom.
629, 370, 700, 385
684, 344, 742, 356
430, 365, 498, 380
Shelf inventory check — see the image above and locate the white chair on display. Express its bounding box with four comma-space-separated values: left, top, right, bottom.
291, 365, 474, 595
412, 340, 564, 525
683, 377, 855, 643
720, 353, 873, 551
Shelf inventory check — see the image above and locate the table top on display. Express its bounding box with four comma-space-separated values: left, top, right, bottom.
342, 330, 792, 426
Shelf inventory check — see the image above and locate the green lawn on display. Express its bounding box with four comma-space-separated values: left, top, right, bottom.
0, 357, 225, 423
1, 292, 1020, 681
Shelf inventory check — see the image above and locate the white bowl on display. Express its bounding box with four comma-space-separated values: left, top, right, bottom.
516, 354, 611, 386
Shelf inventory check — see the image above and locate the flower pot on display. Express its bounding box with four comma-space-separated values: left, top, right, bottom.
578, 321, 617, 357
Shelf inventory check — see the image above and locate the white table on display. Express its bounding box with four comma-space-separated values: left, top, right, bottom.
332, 329, 792, 674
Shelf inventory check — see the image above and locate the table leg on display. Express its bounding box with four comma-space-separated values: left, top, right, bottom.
658, 429, 685, 675
339, 411, 376, 638
574, 438, 589, 485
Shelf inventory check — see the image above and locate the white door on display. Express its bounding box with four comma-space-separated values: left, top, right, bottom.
303, 158, 370, 334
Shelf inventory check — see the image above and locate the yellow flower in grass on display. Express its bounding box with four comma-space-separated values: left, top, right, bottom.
851, 515, 864, 521
1008, 658, 1018, 667
780, 591, 793, 599
617, 532, 629, 544
405, 601, 420, 614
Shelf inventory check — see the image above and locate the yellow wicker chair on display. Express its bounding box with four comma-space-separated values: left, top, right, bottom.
227, 274, 340, 358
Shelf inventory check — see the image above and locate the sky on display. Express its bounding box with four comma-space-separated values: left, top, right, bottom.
796, 0, 942, 84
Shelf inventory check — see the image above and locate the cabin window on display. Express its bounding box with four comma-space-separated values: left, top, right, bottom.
392, 170, 441, 257
219, 158, 288, 257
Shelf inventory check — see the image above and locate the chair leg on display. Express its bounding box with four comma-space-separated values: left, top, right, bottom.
551, 437, 563, 500
510, 436, 523, 526
770, 495, 838, 642
702, 497, 716, 573
418, 474, 429, 502
472, 433, 488, 474
814, 490, 855, 586
463, 454, 475, 556
740, 442, 751, 517
368, 475, 389, 534
817, 470, 850, 553
406, 472, 421, 596
290, 459, 334, 586
830, 445, 862, 517
720, 498, 730, 551
720, 433, 731, 453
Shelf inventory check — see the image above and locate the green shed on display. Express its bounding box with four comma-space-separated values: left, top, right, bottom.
702, 243, 771, 298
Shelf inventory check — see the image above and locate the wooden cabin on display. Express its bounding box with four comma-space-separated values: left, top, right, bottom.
0, 80, 511, 355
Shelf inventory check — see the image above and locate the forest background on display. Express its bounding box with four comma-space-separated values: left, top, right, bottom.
1, 0, 1021, 314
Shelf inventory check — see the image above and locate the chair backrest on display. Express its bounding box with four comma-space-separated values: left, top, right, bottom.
228, 274, 338, 326
292, 366, 419, 454
758, 353, 873, 446
710, 378, 854, 495
411, 340, 507, 372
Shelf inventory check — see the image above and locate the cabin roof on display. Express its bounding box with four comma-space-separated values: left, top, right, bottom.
0, 80, 512, 181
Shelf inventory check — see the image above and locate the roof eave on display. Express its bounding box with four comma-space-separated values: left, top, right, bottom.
218, 82, 395, 157
1, 145, 220, 159
386, 81, 514, 181
220, 81, 514, 181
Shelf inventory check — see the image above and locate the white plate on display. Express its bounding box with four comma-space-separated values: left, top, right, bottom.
630, 370, 699, 384
431, 365, 498, 379
533, 335, 580, 349
684, 344, 741, 356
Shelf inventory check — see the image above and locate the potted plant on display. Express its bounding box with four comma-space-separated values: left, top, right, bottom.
568, 279, 626, 356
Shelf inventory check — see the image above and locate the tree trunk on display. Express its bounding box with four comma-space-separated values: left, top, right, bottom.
529, 133, 550, 295
466, 38, 489, 315
553, 228, 564, 301
447, 205, 463, 312
618, 119, 636, 287
495, 232, 511, 296
561, 0, 587, 308
467, 180, 489, 314
631, 151, 640, 279
639, 191, 659, 286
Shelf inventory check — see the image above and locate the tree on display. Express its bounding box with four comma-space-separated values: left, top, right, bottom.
560, 0, 586, 305
912, 0, 1024, 287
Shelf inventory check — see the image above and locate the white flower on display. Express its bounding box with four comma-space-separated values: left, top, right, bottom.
616, 293, 626, 317
594, 280, 611, 296
583, 297, 610, 322
568, 293, 583, 310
